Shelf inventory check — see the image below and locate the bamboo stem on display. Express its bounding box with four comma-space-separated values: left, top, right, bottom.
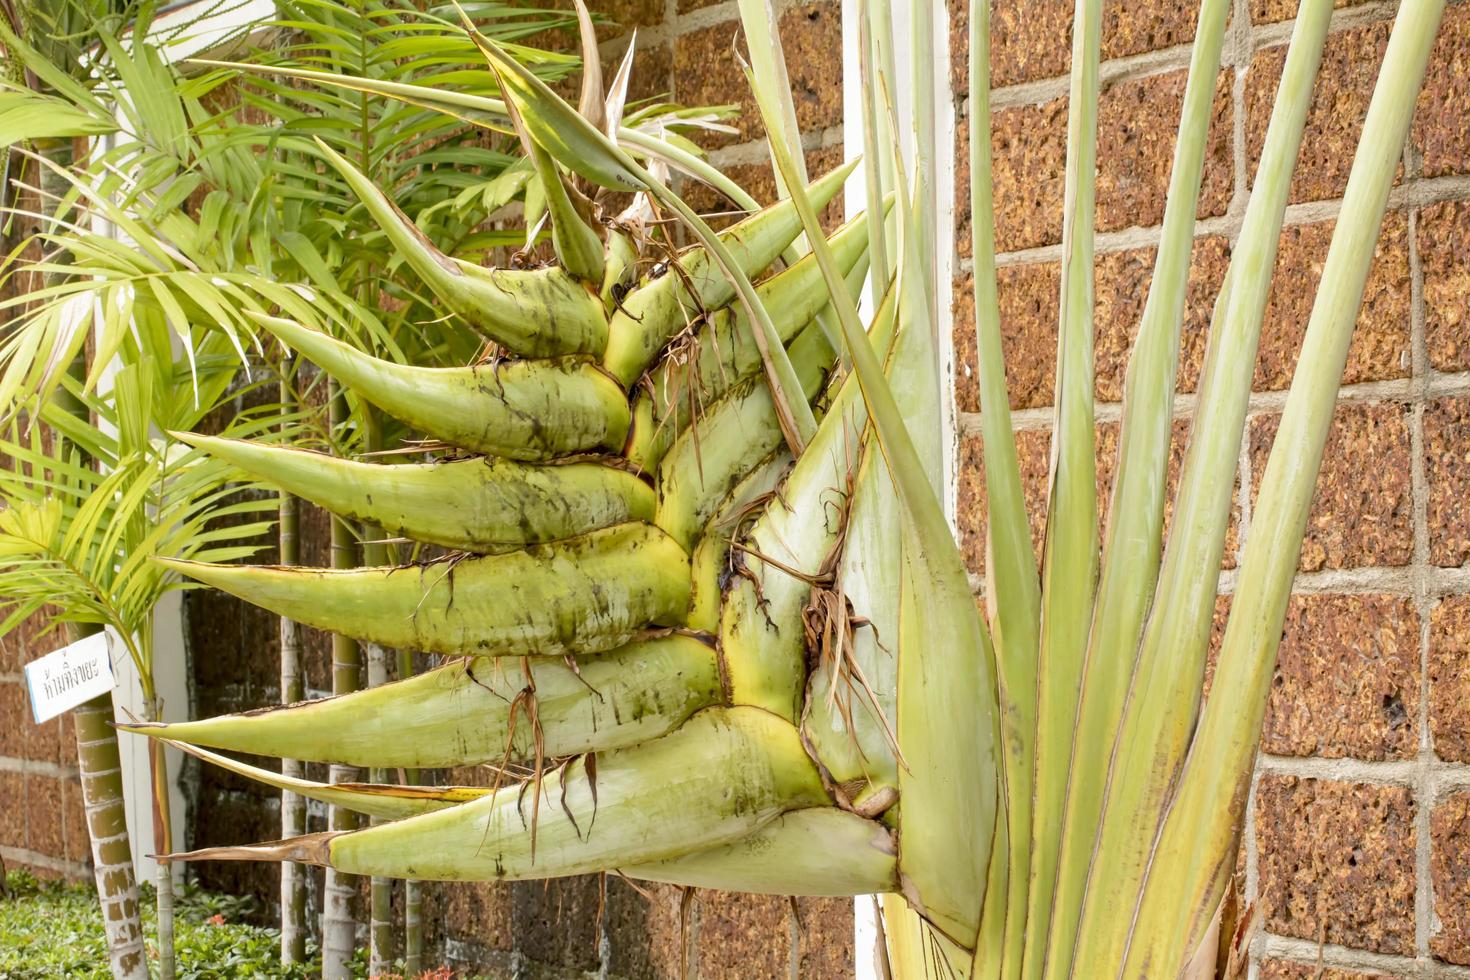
277, 370, 308, 965
74, 691, 148, 980
361, 410, 394, 978
322, 379, 362, 980
398, 639, 423, 977
144, 693, 176, 980
36, 129, 148, 980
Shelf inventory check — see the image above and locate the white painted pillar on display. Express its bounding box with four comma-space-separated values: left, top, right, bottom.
89, 0, 279, 885
842, 0, 959, 974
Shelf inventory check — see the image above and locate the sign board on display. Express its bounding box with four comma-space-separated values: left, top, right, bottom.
23, 629, 117, 724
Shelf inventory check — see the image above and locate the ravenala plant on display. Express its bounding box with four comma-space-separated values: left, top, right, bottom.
118, 0, 1444, 975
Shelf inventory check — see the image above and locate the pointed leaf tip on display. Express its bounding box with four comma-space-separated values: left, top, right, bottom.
160, 832, 340, 867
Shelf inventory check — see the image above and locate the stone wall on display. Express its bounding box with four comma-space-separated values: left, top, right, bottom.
951, 0, 1470, 973
0, 183, 93, 885
0, 614, 91, 882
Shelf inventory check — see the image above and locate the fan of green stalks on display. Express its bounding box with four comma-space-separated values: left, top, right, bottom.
119, 0, 1445, 974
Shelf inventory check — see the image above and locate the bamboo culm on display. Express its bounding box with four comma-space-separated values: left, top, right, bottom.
278, 371, 309, 965
322, 381, 362, 980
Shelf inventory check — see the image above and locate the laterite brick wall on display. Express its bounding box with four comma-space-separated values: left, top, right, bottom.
0, 189, 96, 885
0, 615, 92, 883
950, 0, 1470, 975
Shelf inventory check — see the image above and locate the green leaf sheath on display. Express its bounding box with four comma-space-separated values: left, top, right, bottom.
744, 46, 1000, 944
624, 807, 897, 896
173, 433, 654, 554
248, 313, 630, 461
122, 634, 720, 768
156, 522, 691, 659
653, 324, 834, 552
720, 286, 899, 721
1022, 0, 1103, 967
686, 450, 793, 634
600, 163, 856, 387
317, 138, 607, 359
625, 207, 879, 472
1040, 0, 1231, 972
172, 708, 830, 883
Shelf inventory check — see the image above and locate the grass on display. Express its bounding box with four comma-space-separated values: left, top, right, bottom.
0, 868, 458, 979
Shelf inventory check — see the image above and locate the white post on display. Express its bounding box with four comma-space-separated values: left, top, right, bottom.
91, 0, 279, 885
842, 1, 958, 975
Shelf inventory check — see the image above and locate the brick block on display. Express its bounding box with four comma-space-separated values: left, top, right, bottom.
25, 716, 62, 768
0, 610, 48, 674
530, 0, 661, 42
1246, 22, 1396, 205
1260, 960, 1401, 980
0, 770, 24, 848
601, 38, 672, 108
673, 2, 842, 151
1425, 397, 1470, 567
1256, 212, 1411, 391
989, 98, 1068, 252
693, 890, 791, 979
1255, 775, 1416, 954
952, 262, 1060, 412
994, 262, 1061, 408
187, 792, 281, 920
987, 0, 1072, 88
956, 428, 1051, 577
1429, 595, 1470, 763
795, 897, 854, 978
1431, 792, 1470, 964
0, 681, 27, 758
1249, 403, 1413, 571
1419, 199, 1470, 373
57, 713, 75, 769
1100, 0, 1207, 64
597, 0, 664, 30
512, 876, 603, 971
1261, 595, 1419, 761
1413, 4, 1470, 178
443, 880, 514, 952
1096, 417, 1241, 568
1199, 594, 1235, 702
62, 776, 89, 865
24, 772, 64, 859
1095, 68, 1233, 234
605, 879, 686, 980
971, 0, 1205, 90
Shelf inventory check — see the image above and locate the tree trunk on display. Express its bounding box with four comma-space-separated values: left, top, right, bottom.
75, 691, 149, 980
144, 693, 176, 980
321, 381, 361, 980
35, 131, 149, 980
